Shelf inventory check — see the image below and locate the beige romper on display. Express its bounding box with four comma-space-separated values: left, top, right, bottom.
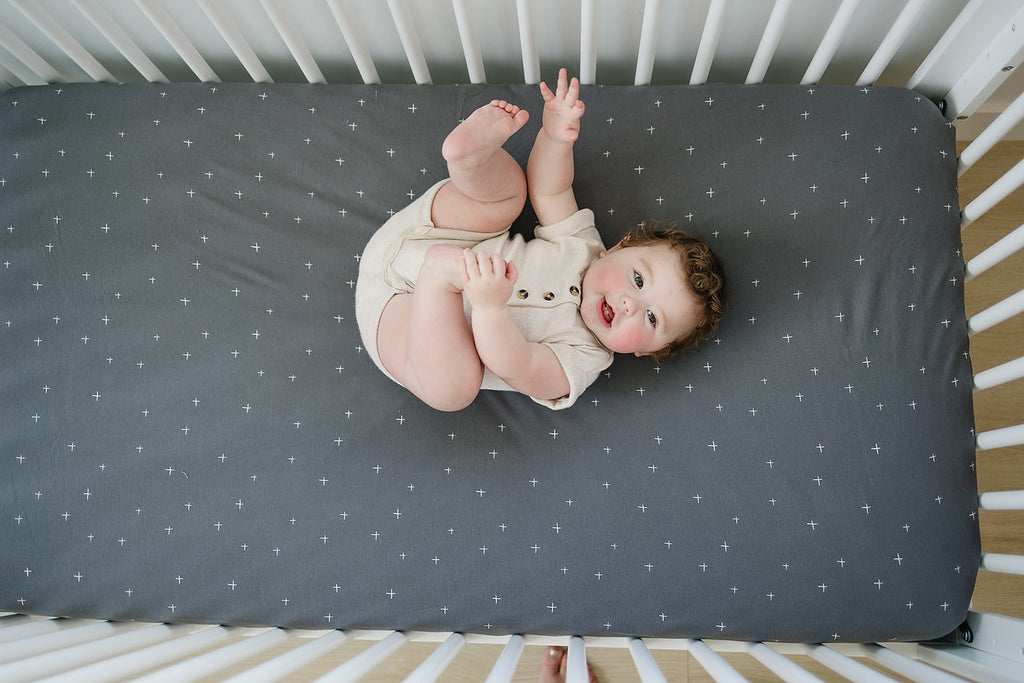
355, 179, 613, 409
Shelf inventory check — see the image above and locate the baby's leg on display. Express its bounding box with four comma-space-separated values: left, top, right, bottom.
377, 245, 483, 412
432, 100, 529, 233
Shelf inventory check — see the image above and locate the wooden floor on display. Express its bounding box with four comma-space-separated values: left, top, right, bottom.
206, 142, 1024, 682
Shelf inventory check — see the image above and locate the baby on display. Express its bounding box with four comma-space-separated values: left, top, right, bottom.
355, 69, 726, 411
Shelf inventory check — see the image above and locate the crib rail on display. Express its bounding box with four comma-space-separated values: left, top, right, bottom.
2, 1, 1024, 681
0, 1, 1022, 118
2, 614, 1022, 682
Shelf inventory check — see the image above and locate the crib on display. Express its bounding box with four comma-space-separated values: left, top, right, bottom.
1, 0, 1023, 681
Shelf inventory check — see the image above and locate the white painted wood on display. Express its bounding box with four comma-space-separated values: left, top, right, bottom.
804, 644, 898, 682
685, 639, 748, 682
32, 624, 195, 683
402, 631, 466, 683
981, 552, 1024, 576
859, 643, 967, 683
942, 3, 1024, 120
567, 636, 589, 683
976, 423, 1024, 451
856, 0, 931, 86
580, 0, 597, 85
746, 642, 824, 682
634, 0, 662, 86
974, 355, 1024, 390
960, 89, 1024, 175
745, 0, 793, 84
325, 0, 380, 84
961, 156, 1024, 228
801, 0, 861, 85
515, 0, 540, 84
906, 0, 985, 91
482, 634, 526, 683
134, 0, 220, 82
387, 0, 431, 84
128, 628, 289, 683
259, 0, 325, 84
71, 0, 167, 82
10, 0, 114, 81
691, 0, 728, 85
627, 638, 670, 683
968, 289, 1024, 335
220, 630, 347, 683
979, 489, 1024, 510
0, 21, 56, 84
196, 0, 272, 82
313, 630, 407, 682
452, 0, 486, 83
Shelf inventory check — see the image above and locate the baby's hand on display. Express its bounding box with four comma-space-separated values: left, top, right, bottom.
460, 249, 518, 312
539, 67, 585, 143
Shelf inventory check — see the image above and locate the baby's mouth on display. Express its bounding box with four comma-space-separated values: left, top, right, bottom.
600, 297, 614, 326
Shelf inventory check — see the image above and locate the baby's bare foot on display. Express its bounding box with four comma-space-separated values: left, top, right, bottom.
419, 244, 468, 293
442, 100, 530, 165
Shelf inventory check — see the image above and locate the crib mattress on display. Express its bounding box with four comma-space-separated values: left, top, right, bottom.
0, 82, 978, 643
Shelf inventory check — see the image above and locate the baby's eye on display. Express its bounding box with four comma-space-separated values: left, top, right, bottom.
633, 271, 644, 289
647, 310, 657, 326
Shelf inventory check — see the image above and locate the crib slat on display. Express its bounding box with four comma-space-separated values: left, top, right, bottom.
567, 636, 589, 683
974, 355, 1024, 391
259, 0, 325, 84
387, 0, 431, 84
0, 616, 67, 644
9, 0, 114, 82
325, 0, 380, 85
803, 644, 898, 682
966, 224, 1024, 281
856, 0, 931, 86
0, 621, 121, 665
0, 21, 58, 84
942, 3, 1024, 120
691, 0, 728, 85
452, 0, 485, 84
801, 0, 861, 85
402, 632, 466, 683
130, 627, 289, 683
961, 157, 1024, 229
979, 490, 1024, 510
859, 643, 966, 683
745, 0, 793, 84
634, 0, 662, 86
26, 624, 193, 683
960, 90, 1024, 176
40, 624, 227, 683
968, 289, 1024, 335
313, 630, 407, 682
482, 634, 525, 683
746, 642, 824, 682
216, 629, 345, 683
71, 0, 168, 83
580, 0, 597, 85
976, 424, 1024, 451
627, 638, 670, 683
685, 639, 748, 682
133, 0, 220, 83
981, 553, 1024, 576
515, 0, 540, 84
906, 0, 985, 91
196, 0, 272, 83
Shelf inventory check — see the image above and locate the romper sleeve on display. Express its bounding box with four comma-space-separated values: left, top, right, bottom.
530, 341, 613, 410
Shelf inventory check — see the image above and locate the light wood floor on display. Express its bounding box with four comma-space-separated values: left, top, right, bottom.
198, 142, 1024, 682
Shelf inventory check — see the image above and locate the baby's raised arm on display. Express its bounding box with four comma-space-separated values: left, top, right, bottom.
526, 68, 584, 227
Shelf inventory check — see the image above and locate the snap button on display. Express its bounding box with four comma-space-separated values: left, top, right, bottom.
543, 292, 555, 301
516, 289, 529, 299
569, 285, 580, 297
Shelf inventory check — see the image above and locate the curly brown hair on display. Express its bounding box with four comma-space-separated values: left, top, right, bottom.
618, 221, 728, 362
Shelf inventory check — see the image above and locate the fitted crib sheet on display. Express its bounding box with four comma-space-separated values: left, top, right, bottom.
1, 82, 978, 643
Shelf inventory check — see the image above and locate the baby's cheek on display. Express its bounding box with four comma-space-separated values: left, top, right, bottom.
613, 323, 648, 354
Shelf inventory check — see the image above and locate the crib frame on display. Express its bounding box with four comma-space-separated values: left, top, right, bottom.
1, 1, 1023, 680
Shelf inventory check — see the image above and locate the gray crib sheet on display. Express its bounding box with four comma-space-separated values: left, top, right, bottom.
1, 82, 978, 643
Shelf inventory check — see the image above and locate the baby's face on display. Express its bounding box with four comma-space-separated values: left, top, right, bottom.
580, 243, 699, 356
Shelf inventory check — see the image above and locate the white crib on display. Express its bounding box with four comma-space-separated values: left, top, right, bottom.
1, 1, 1023, 681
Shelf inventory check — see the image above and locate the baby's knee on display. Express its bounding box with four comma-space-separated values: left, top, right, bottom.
418, 380, 480, 412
